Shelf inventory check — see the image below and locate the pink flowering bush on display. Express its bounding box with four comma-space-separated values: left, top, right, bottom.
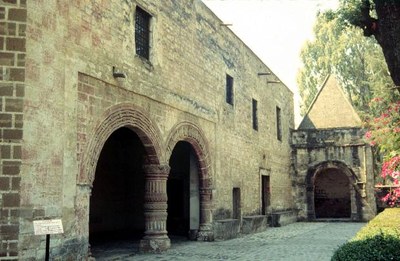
364, 97, 400, 207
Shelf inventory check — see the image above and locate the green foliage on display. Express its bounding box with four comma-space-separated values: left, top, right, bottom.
353, 208, 400, 240
331, 233, 400, 261
336, 0, 374, 27
332, 208, 400, 261
297, 7, 392, 115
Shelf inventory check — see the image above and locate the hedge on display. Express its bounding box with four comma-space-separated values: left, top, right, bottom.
331, 208, 400, 261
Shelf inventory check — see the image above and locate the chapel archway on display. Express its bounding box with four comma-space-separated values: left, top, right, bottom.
314, 168, 351, 218
306, 161, 359, 220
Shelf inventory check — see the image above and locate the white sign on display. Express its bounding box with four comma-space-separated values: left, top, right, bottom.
33, 219, 64, 235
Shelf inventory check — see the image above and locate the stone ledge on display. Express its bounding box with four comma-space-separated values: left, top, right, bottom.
213, 219, 240, 240
268, 210, 298, 227
241, 215, 268, 234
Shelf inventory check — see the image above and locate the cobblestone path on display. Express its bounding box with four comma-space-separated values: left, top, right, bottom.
92, 222, 364, 261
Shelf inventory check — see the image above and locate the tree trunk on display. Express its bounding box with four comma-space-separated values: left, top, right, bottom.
373, 0, 400, 87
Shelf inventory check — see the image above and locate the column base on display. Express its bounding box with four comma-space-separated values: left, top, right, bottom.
197, 224, 214, 241
139, 236, 171, 253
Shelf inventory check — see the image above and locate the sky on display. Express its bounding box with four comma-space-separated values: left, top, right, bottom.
202, 0, 339, 125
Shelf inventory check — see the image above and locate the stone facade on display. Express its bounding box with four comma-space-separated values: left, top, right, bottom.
292, 75, 376, 222
291, 128, 376, 221
1, 0, 296, 259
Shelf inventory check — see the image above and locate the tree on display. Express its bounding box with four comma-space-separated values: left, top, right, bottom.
337, 0, 400, 88
337, 0, 400, 206
297, 11, 392, 115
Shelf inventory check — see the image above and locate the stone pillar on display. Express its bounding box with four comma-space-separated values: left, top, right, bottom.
139, 164, 171, 252
197, 187, 214, 241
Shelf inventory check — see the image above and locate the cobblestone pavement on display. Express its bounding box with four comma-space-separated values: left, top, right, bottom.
92, 222, 364, 261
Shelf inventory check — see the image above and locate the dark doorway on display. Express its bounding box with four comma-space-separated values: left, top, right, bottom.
167, 141, 200, 238
261, 176, 270, 215
89, 127, 146, 247
314, 168, 351, 218
232, 187, 241, 219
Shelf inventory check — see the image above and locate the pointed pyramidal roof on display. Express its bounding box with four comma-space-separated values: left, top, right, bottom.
298, 75, 362, 129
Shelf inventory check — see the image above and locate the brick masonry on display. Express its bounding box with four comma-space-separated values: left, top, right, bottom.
1, 0, 377, 260
16, 1, 294, 258
0, 0, 26, 260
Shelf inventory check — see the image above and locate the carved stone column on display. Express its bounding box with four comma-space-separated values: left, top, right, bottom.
139, 164, 171, 252
197, 187, 214, 241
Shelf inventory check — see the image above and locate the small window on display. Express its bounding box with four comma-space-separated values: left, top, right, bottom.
135, 6, 151, 59
226, 74, 234, 105
252, 99, 258, 131
276, 106, 282, 141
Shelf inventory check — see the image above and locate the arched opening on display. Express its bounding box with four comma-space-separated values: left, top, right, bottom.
167, 141, 200, 239
89, 127, 146, 249
314, 168, 351, 218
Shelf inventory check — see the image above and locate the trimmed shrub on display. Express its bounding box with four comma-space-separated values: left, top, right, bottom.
331, 208, 400, 261
331, 233, 400, 261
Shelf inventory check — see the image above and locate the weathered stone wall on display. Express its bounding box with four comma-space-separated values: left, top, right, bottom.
291, 128, 376, 221
0, 0, 26, 259
13, 0, 294, 259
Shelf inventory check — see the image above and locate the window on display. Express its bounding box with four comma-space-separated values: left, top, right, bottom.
226, 74, 234, 105
252, 99, 258, 131
276, 106, 282, 141
135, 6, 151, 59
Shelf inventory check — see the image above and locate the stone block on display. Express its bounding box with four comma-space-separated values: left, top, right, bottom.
6, 37, 25, 51
5, 98, 23, 112
2, 161, 20, 175
241, 215, 268, 234
3, 193, 20, 207
8, 8, 27, 22
0, 177, 10, 190
0, 52, 14, 66
0, 85, 13, 96
268, 210, 297, 227
3, 129, 22, 140
9, 67, 25, 81
0, 113, 12, 127
213, 219, 240, 240
1, 145, 11, 159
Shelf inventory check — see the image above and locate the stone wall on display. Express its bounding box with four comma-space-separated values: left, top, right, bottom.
11, 0, 295, 259
0, 0, 26, 259
291, 128, 376, 221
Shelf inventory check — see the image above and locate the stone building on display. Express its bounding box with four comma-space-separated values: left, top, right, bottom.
291, 75, 377, 221
1, 0, 298, 259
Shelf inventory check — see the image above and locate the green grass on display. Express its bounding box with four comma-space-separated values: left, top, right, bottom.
331, 208, 400, 261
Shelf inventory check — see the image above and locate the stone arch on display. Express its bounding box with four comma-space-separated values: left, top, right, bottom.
78, 103, 162, 186
165, 122, 212, 187
165, 121, 214, 241
305, 160, 360, 220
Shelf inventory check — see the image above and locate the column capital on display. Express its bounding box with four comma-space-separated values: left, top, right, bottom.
143, 164, 170, 178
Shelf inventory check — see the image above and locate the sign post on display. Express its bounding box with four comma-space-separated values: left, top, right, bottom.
33, 219, 64, 261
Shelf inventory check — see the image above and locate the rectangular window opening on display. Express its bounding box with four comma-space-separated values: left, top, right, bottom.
252, 99, 258, 131
226, 74, 234, 105
276, 106, 282, 141
135, 6, 151, 60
